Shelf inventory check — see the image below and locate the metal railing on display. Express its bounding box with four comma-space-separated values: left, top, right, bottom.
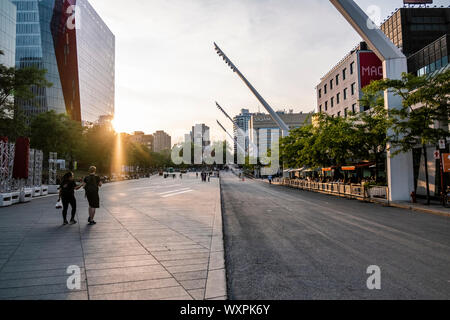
272, 178, 389, 202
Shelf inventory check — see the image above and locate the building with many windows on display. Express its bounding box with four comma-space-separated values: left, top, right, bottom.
250, 110, 311, 152
408, 33, 449, 76
12, 0, 115, 124
316, 42, 383, 117
379, 7, 450, 57
233, 109, 252, 154
190, 124, 210, 149
153, 130, 171, 153
379, 7, 450, 77
316, 7, 450, 198
318, 7, 450, 118
0, 0, 16, 68
129, 131, 154, 151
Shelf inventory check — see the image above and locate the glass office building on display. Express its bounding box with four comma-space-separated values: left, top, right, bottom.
13, 0, 65, 118
0, 0, 17, 68
12, 0, 115, 123
75, 0, 115, 123
380, 8, 450, 57
233, 109, 252, 154
408, 34, 449, 76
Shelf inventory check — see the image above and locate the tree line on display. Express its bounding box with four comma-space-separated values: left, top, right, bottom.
0, 50, 172, 176
280, 71, 449, 203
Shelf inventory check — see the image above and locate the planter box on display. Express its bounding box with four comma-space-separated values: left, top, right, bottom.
0, 193, 13, 207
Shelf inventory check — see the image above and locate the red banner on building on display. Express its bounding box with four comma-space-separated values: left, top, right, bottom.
12, 137, 30, 180
359, 52, 383, 89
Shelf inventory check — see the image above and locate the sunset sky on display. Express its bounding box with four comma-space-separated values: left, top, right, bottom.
89, 0, 449, 144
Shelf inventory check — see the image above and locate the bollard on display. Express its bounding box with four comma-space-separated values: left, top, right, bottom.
410, 191, 417, 204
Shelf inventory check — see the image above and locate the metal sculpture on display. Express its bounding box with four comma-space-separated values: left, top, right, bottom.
27, 149, 35, 187
49, 152, 57, 185
33, 150, 43, 186
0, 140, 9, 193
214, 43, 290, 137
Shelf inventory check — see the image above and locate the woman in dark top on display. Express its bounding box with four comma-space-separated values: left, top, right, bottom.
81, 166, 102, 225
59, 172, 82, 225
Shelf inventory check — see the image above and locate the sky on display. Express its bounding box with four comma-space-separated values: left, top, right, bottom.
89, 0, 449, 144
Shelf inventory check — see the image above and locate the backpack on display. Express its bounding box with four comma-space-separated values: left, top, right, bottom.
85, 175, 99, 194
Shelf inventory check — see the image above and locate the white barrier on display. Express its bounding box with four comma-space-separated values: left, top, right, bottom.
0, 193, 13, 207
40, 185, 48, 196
48, 185, 59, 194
11, 191, 20, 204
33, 187, 41, 198
20, 188, 32, 203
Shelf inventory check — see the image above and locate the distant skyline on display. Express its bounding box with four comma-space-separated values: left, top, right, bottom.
90, 0, 449, 143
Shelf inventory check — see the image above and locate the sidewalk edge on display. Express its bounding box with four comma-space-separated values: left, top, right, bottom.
204, 177, 228, 300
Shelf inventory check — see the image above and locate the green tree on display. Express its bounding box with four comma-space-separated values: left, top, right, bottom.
368, 70, 450, 204
280, 125, 314, 169
0, 50, 52, 139
80, 124, 116, 174
310, 113, 359, 168
30, 111, 83, 166
354, 87, 391, 182
281, 114, 361, 176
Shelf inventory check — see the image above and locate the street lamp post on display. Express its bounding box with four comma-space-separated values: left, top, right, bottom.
329, 0, 414, 202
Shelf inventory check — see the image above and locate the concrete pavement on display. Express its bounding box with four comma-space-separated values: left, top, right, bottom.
221, 172, 450, 300
0, 174, 226, 300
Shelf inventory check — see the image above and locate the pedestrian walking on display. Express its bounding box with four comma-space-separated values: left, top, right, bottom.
81, 166, 102, 225
58, 172, 82, 225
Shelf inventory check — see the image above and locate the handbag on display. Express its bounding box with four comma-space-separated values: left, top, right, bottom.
55, 198, 63, 209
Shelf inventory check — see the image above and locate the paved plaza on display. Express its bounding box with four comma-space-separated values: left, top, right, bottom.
0, 174, 226, 300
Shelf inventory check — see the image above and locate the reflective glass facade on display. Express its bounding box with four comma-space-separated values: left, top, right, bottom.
408, 34, 449, 76
76, 0, 115, 123
380, 8, 450, 57
13, 0, 65, 118
0, 0, 16, 67
12, 0, 114, 123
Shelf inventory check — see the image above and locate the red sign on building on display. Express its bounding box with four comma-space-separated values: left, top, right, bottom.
443, 154, 450, 173
359, 52, 383, 89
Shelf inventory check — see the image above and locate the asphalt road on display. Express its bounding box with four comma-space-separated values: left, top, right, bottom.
220, 172, 450, 300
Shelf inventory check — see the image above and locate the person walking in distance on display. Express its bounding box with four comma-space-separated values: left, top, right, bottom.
59, 172, 82, 225
81, 166, 102, 225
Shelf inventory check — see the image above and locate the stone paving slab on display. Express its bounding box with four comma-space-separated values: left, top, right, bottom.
0, 174, 227, 300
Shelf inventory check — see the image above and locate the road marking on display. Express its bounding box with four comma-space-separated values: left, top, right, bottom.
161, 190, 194, 198
158, 188, 191, 195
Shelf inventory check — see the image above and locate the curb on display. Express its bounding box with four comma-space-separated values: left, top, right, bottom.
204, 176, 228, 300
388, 202, 450, 218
